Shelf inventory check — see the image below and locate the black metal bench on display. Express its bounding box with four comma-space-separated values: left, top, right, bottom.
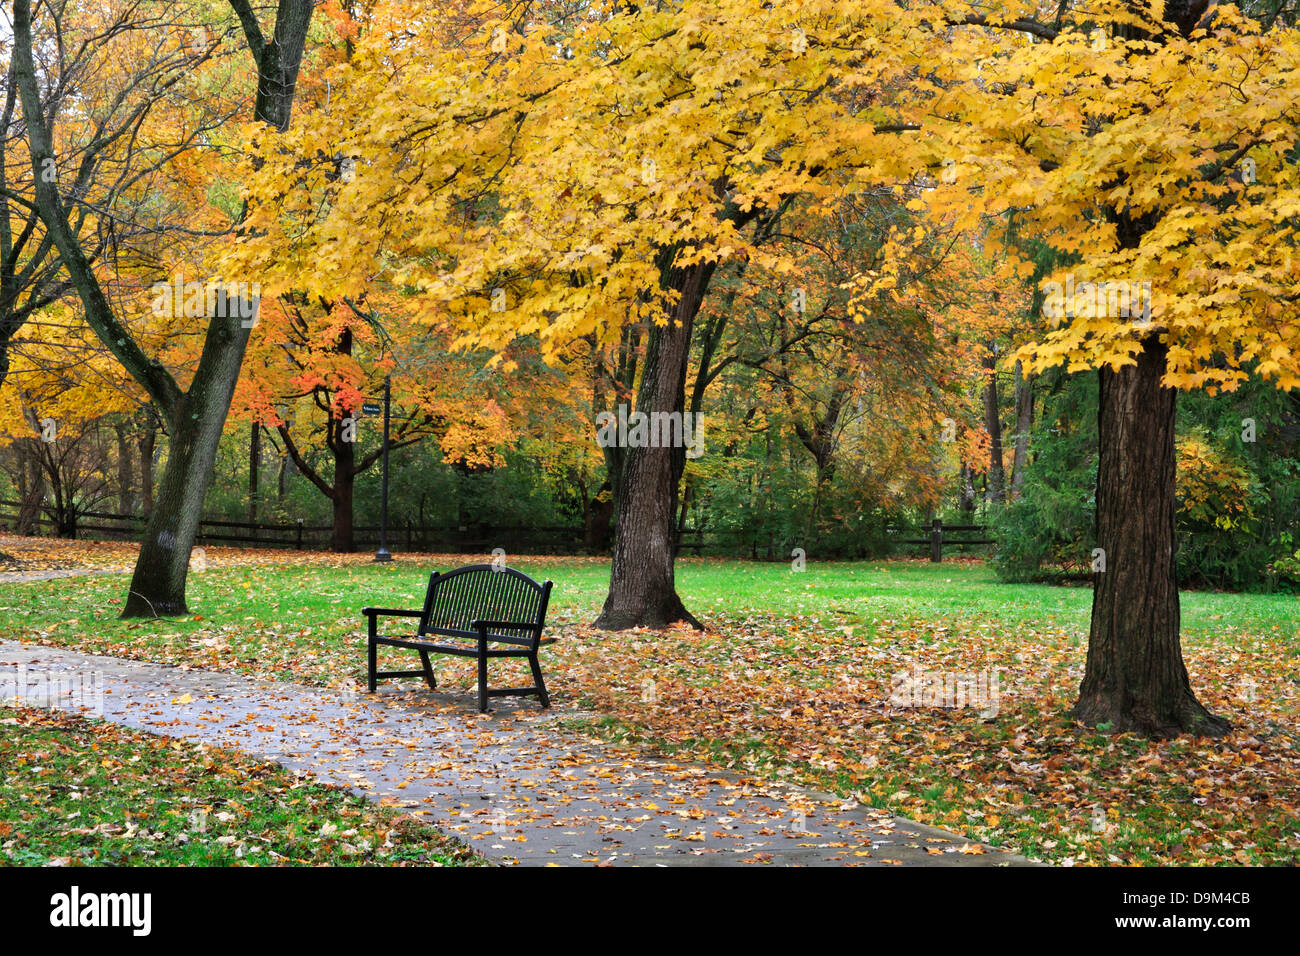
363, 564, 554, 713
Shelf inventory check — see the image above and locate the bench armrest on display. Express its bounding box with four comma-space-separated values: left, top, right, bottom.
471, 620, 543, 647
363, 607, 424, 618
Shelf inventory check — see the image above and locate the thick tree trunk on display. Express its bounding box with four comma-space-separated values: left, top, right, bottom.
1074, 338, 1229, 737
594, 254, 714, 630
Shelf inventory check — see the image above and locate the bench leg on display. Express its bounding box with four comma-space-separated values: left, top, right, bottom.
367, 636, 377, 694
528, 654, 550, 709
419, 650, 436, 690
477, 640, 489, 713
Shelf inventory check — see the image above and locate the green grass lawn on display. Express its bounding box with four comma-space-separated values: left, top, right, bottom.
0, 705, 480, 866
5, 556, 1293, 676
2, 553, 1297, 865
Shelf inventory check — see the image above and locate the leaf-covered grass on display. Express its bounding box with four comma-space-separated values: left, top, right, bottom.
0, 705, 482, 866
2, 547, 1297, 866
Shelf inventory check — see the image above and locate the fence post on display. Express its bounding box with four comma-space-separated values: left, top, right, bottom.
296, 518, 303, 550
930, 518, 943, 563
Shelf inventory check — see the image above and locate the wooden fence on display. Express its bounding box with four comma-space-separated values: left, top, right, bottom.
886, 519, 996, 562
0, 502, 588, 553
0, 501, 992, 560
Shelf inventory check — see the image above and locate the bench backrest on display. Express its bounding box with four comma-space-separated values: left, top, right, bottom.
419, 564, 552, 647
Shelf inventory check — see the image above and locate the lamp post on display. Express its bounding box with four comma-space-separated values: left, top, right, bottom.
374, 374, 392, 563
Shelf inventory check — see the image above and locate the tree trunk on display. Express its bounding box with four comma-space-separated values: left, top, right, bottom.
1074, 338, 1229, 737
593, 321, 640, 547
139, 420, 156, 515
958, 462, 976, 517
332, 424, 356, 552
583, 477, 615, 553
984, 348, 1005, 504
249, 422, 261, 523
594, 253, 714, 630
115, 422, 134, 514
122, 316, 248, 616
1009, 360, 1033, 498
16, 439, 44, 535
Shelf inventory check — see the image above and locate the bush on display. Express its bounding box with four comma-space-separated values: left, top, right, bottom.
1269, 541, 1300, 587
992, 374, 1097, 582
1175, 430, 1263, 589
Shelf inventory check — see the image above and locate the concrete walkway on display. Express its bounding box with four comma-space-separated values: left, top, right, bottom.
0, 568, 125, 584
1, 639, 1038, 867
